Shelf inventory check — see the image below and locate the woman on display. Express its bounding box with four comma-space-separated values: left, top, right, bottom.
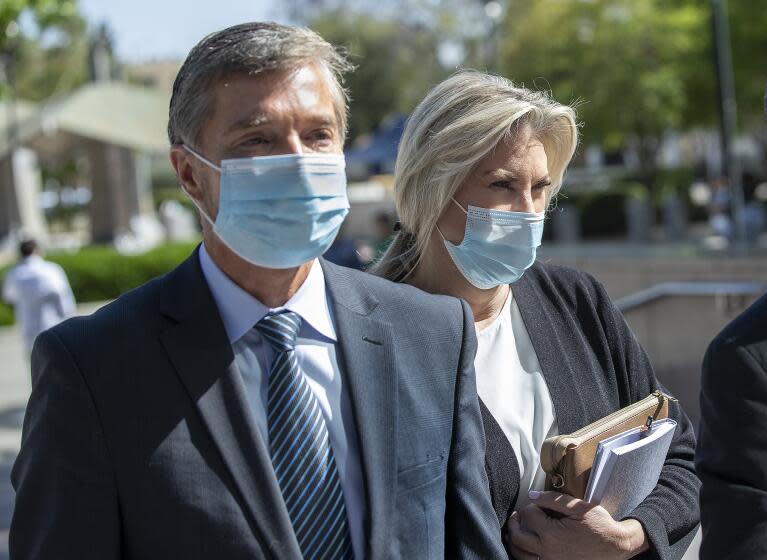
374, 71, 699, 560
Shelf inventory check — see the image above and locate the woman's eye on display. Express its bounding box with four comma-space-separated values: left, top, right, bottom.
533, 182, 552, 191
490, 181, 511, 189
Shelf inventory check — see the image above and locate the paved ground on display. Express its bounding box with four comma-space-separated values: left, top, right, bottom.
0, 302, 701, 559
0, 302, 104, 560
0, 325, 30, 560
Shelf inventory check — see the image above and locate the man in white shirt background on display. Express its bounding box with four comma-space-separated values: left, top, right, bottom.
2, 239, 76, 356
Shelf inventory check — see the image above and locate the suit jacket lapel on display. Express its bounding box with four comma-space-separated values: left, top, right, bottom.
321, 260, 398, 559
158, 249, 302, 559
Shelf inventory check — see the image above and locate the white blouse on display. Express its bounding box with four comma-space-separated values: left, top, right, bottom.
475, 291, 559, 510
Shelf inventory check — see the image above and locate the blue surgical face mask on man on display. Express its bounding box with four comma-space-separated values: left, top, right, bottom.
437, 198, 545, 289
182, 146, 349, 269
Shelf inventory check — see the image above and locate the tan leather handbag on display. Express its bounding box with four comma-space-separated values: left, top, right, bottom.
540, 391, 673, 499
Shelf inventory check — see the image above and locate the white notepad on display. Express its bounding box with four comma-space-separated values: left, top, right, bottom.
584, 418, 677, 520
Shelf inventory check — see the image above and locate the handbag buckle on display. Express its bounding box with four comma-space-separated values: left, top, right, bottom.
551, 473, 565, 489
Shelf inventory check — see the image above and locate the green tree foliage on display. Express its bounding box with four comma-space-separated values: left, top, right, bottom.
668, 0, 767, 131
496, 0, 767, 180
299, 0, 765, 172
310, 11, 448, 143
305, 1, 504, 142
498, 0, 710, 151
0, 0, 85, 101
724, 0, 767, 127
13, 14, 88, 101
0, 0, 77, 47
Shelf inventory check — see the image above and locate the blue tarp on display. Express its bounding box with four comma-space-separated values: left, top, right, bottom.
344, 115, 407, 168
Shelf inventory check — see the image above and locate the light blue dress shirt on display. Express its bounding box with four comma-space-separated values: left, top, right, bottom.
199, 245, 367, 559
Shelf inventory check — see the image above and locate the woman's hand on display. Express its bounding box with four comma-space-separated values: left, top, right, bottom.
504, 491, 649, 560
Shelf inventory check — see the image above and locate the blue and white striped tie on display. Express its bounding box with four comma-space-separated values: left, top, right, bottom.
256, 310, 353, 560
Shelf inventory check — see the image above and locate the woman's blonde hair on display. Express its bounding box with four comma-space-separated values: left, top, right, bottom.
372, 69, 579, 282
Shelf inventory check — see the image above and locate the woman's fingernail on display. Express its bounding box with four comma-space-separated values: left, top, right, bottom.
528, 490, 541, 500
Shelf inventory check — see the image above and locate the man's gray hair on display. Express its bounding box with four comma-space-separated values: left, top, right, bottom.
168, 22, 353, 147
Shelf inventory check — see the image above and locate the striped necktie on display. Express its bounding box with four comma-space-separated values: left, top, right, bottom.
256, 310, 353, 560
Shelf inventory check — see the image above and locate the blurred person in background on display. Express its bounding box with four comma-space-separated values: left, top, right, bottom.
741, 171, 766, 242
1, 238, 75, 357
323, 221, 366, 270
10, 22, 505, 560
708, 176, 733, 240
696, 86, 767, 560
372, 210, 395, 263
374, 70, 700, 560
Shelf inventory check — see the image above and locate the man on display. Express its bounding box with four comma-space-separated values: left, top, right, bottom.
697, 292, 767, 558
2, 238, 75, 356
696, 86, 767, 559
11, 23, 505, 559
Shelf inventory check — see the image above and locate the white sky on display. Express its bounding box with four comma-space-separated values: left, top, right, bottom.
78, 0, 289, 63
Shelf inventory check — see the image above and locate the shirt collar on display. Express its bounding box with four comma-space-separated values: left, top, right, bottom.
21, 255, 42, 265
198, 244, 336, 344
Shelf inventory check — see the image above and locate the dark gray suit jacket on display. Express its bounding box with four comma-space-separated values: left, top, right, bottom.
11, 251, 506, 560
697, 292, 767, 559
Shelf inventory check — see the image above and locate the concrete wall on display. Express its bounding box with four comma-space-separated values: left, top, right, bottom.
86, 140, 154, 243
623, 292, 759, 427
0, 149, 47, 245
540, 252, 767, 427
9, 149, 46, 242
0, 156, 20, 240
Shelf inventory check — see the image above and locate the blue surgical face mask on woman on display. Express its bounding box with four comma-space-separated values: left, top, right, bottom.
182, 146, 349, 269
437, 198, 545, 289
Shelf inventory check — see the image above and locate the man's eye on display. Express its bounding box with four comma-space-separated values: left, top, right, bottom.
311, 129, 334, 142
244, 137, 268, 146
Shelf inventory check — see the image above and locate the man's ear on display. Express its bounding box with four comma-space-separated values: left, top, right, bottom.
169, 145, 205, 204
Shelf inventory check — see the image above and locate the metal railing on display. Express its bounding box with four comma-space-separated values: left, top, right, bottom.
615, 281, 765, 313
